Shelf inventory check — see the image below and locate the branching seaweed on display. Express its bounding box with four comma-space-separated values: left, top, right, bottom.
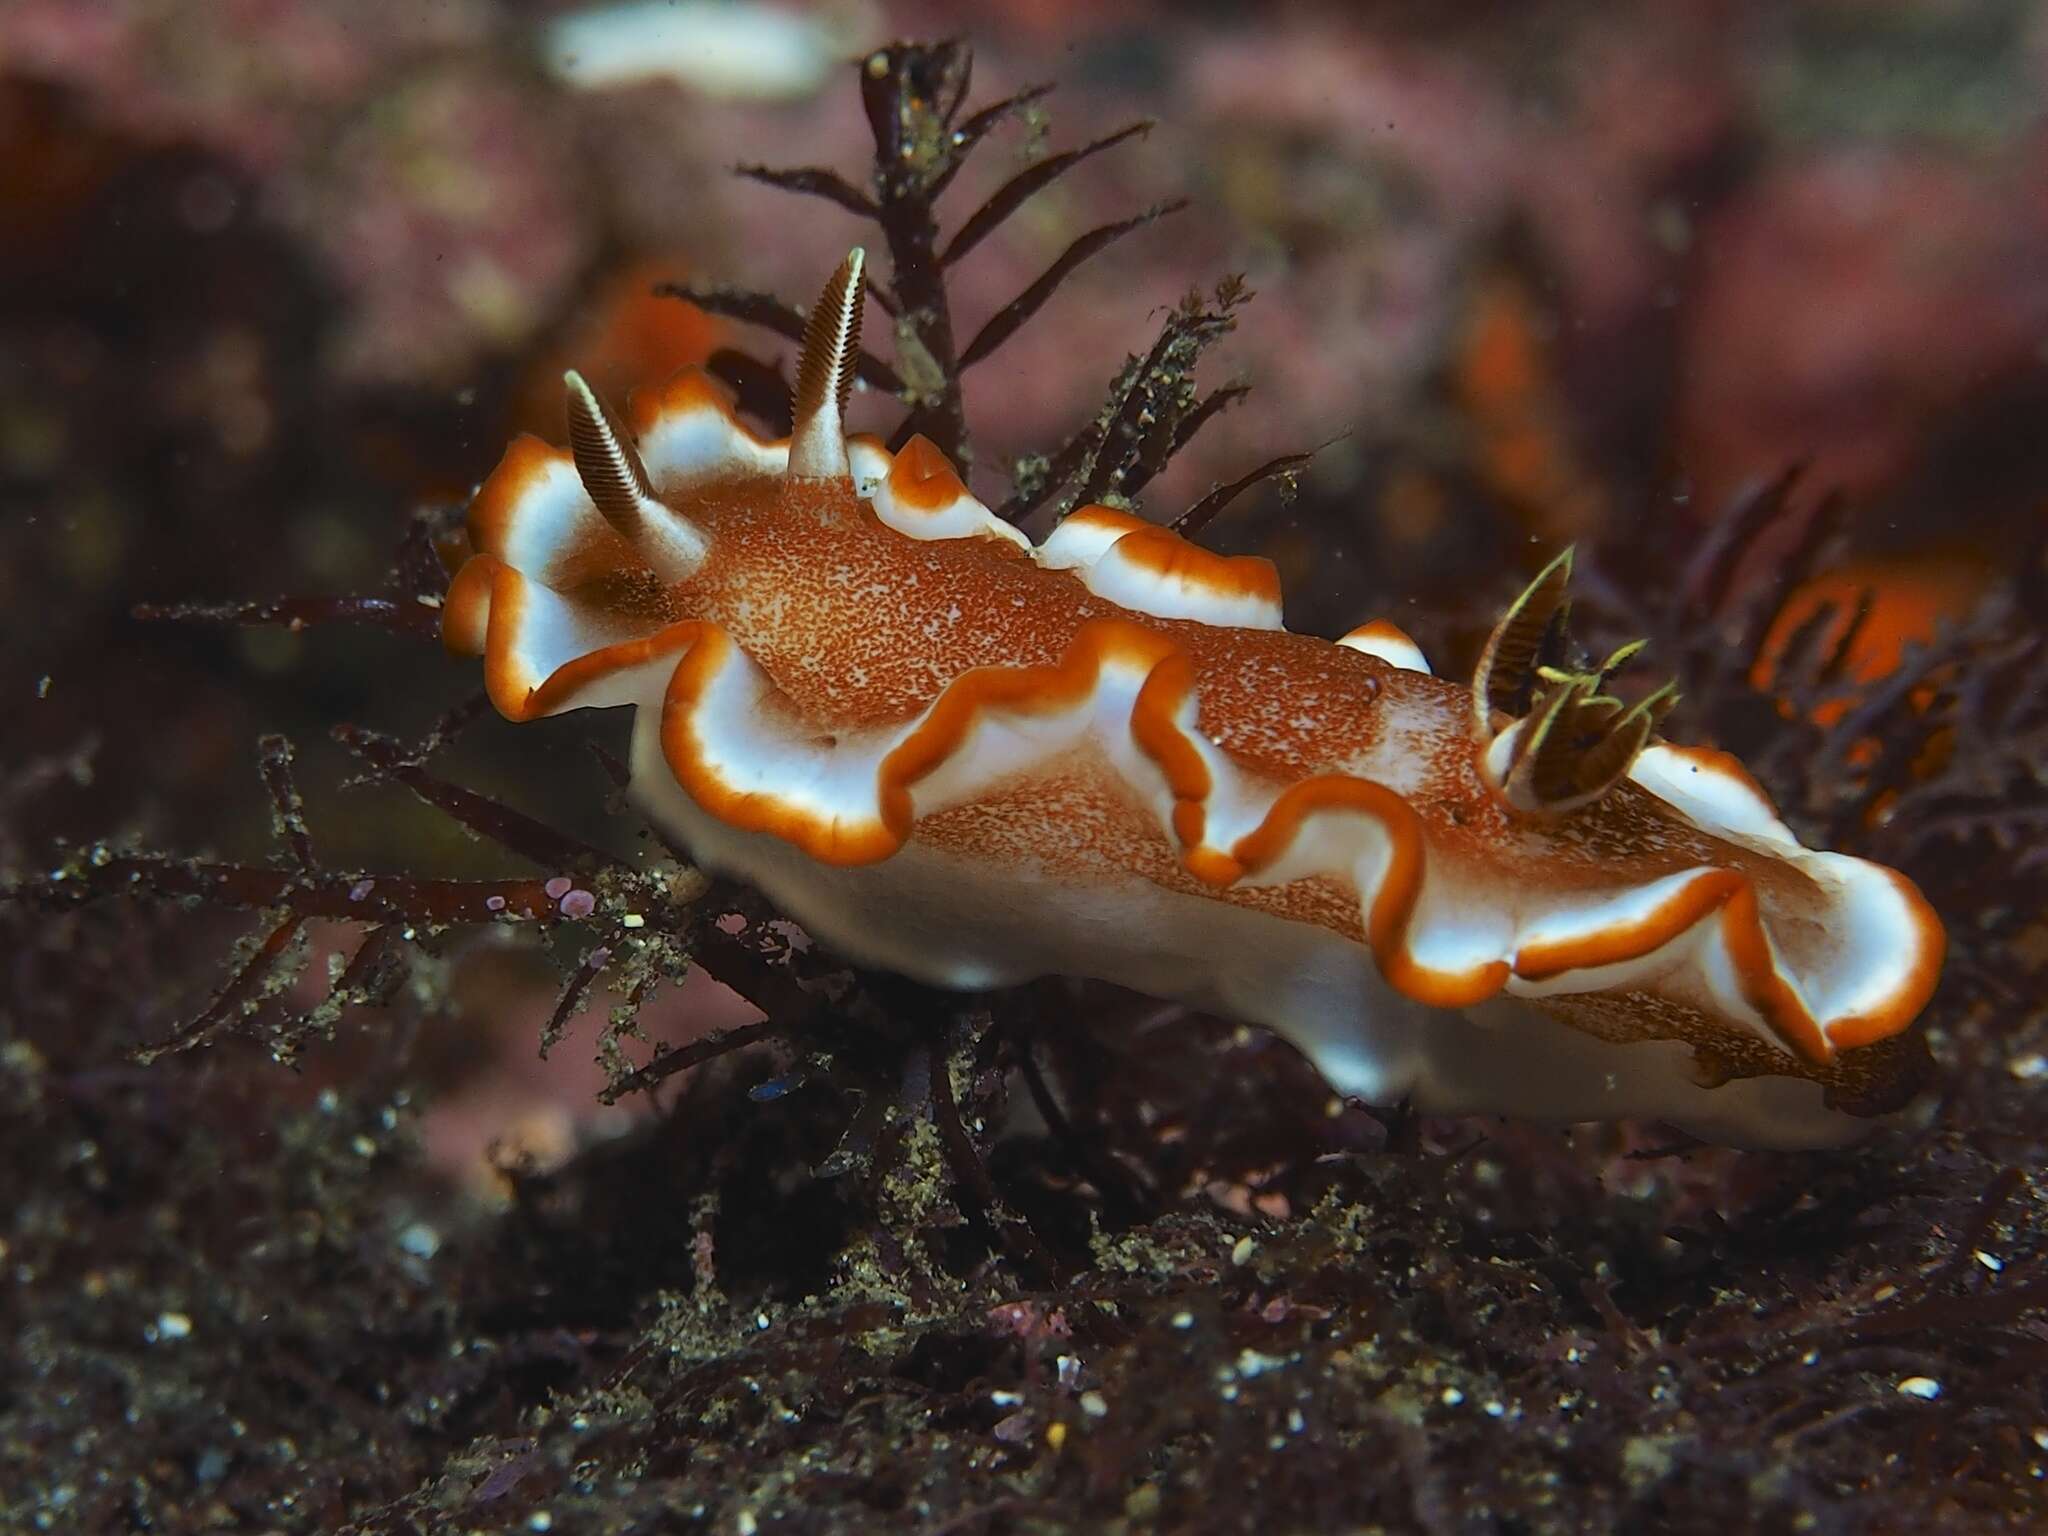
658, 37, 1284, 526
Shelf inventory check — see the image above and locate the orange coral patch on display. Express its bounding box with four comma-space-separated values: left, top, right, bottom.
1753, 552, 1989, 721
1455, 268, 1605, 540
509, 257, 723, 441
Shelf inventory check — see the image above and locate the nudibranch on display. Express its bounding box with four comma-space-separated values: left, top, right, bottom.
443, 251, 1943, 1148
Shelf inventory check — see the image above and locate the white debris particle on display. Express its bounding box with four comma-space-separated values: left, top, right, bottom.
2033, 1427, 2048, 1451
989, 1390, 1023, 1407
1483, 1400, 1506, 1418
1079, 1391, 1108, 1418
1287, 1408, 1306, 1434
397, 1223, 441, 1260
2009, 1052, 2048, 1081
1171, 1310, 1195, 1330
1440, 1387, 1464, 1407
1230, 1235, 1256, 1266
621, 913, 646, 929
155, 1311, 193, 1341
352, 1135, 377, 1158
756, 1312, 772, 1330
736, 1512, 759, 1536
1896, 1376, 1941, 1400
528, 1514, 554, 1532
1974, 1250, 2003, 1273
1236, 1349, 1287, 1378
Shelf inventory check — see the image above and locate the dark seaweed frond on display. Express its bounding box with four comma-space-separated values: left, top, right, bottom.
1002, 276, 1256, 526
660, 40, 1248, 505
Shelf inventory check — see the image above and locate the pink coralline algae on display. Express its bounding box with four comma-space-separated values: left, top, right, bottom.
7, 0, 587, 385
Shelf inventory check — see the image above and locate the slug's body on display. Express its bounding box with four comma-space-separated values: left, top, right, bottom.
446, 252, 1942, 1148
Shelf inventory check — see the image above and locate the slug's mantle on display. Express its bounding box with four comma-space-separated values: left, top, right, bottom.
443, 251, 1942, 1148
